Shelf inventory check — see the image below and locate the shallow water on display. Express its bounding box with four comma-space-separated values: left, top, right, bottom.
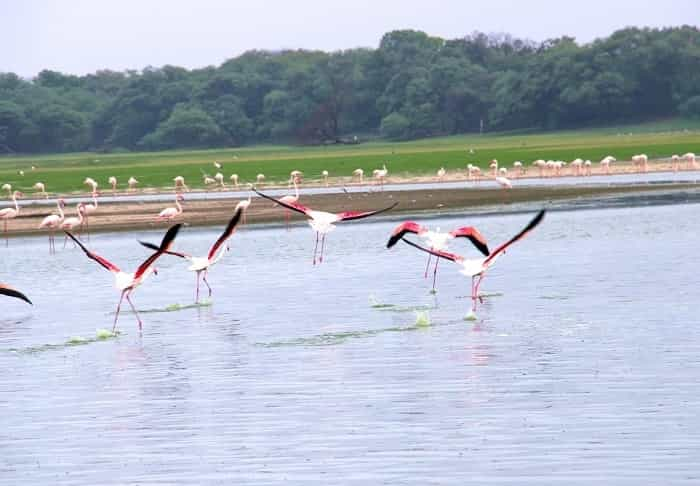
2, 202, 700, 484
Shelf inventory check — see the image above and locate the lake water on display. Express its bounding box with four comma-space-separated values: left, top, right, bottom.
2, 200, 700, 484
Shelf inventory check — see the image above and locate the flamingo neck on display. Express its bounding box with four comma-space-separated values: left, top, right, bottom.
57, 202, 65, 220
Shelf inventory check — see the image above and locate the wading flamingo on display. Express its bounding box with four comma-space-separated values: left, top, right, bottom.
322, 170, 329, 186
230, 174, 239, 187
108, 176, 118, 193
254, 188, 398, 265
397, 210, 545, 315
173, 176, 188, 192
139, 205, 245, 303
214, 172, 225, 188
84, 177, 98, 193
0, 283, 32, 305
82, 192, 99, 241
437, 167, 446, 180
156, 194, 184, 221
353, 168, 364, 183
33, 182, 48, 198
0, 191, 23, 246
128, 177, 139, 191
1, 184, 11, 197
65, 224, 181, 331
387, 222, 490, 292
278, 176, 300, 230
373, 164, 388, 190
60, 203, 86, 248
39, 199, 66, 254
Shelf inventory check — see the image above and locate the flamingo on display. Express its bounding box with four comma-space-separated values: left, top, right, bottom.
236, 188, 252, 225
84, 177, 98, 193
532, 160, 546, 177
290, 170, 303, 182
489, 160, 499, 176
278, 176, 300, 230
373, 164, 388, 190
60, 203, 86, 248
396, 210, 545, 315
322, 170, 329, 186
139, 206, 245, 303
353, 168, 364, 183
65, 224, 181, 331
214, 161, 222, 170
671, 154, 680, 172
173, 176, 189, 192
1, 184, 11, 197
683, 152, 696, 170
495, 176, 513, 189
108, 176, 118, 193
437, 167, 446, 180
584, 160, 592, 176
600, 156, 614, 174
203, 176, 216, 187
156, 194, 184, 221
387, 222, 490, 292
513, 161, 524, 176
254, 188, 398, 265
128, 177, 139, 191
0, 191, 23, 246
230, 174, 239, 187
82, 191, 99, 240
39, 198, 66, 254
0, 283, 32, 305
33, 182, 48, 199
214, 172, 225, 188
256, 173, 266, 184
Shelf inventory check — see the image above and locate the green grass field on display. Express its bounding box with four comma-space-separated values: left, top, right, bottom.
1, 119, 699, 195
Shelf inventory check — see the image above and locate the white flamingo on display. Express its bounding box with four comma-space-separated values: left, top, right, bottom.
39, 199, 66, 254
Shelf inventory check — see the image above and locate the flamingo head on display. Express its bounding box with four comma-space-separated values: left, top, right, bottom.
176, 194, 185, 202
13, 191, 23, 198
152, 267, 158, 276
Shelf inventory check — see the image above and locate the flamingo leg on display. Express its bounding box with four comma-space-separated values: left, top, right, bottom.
113, 290, 126, 332
474, 274, 485, 309
432, 257, 439, 291
319, 234, 326, 263
286, 210, 290, 231
424, 253, 432, 278
85, 215, 90, 241
4, 220, 7, 247
313, 232, 319, 265
195, 271, 201, 303
125, 291, 142, 330
63, 233, 68, 249
202, 271, 212, 298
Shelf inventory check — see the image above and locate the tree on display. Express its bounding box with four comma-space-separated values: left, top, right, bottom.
140, 104, 224, 149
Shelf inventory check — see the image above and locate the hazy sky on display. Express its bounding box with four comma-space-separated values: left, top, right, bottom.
3, 0, 698, 77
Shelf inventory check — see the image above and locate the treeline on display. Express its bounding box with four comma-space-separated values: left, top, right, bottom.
1, 27, 700, 154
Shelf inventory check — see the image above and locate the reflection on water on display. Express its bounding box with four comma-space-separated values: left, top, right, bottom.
2, 202, 700, 483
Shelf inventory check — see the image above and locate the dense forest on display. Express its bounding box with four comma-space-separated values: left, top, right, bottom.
1, 26, 700, 154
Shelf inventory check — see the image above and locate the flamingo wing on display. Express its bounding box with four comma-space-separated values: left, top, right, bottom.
138, 241, 190, 259
386, 221, 427, 248
207, 206, 244, 260
0, 283, 32, 305
134, 224, 182, 279
337, 202, 398, 222
253, 188, 311, 216
484, 210, 545, 265
399, 238, 464, 263
449, 226, 490, 256
65, 231, 121, 273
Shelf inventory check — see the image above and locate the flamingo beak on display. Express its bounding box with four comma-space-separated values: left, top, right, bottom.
153, 268, 158, 276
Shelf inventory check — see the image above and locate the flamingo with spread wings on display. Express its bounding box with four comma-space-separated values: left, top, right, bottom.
65, 224, 182, 331
139, 205, 245, 303
387, 222, 490, 292
394, 210, 545, 314
254, 188, 398, 264
0, 283, 32, 305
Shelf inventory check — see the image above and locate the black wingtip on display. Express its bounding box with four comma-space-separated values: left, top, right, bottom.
159, 224, 182, 249
386, 232, 403, 249
139, 240, 160, 251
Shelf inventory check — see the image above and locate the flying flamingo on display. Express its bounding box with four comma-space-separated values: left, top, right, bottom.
60, 203, 86, 248
65, 224, 181, 331
82, 192, 99, 241
0, 191, 23, 247
254, 188, 397, 264
278, 176, 300, 230
396, 210, 545, 315
108, 176, 118, 193
39, 198, 66, 254
156, 194, 184, 221
387, 222, 490, 292
0, 283, 32, 305
139, 205, 245, 303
